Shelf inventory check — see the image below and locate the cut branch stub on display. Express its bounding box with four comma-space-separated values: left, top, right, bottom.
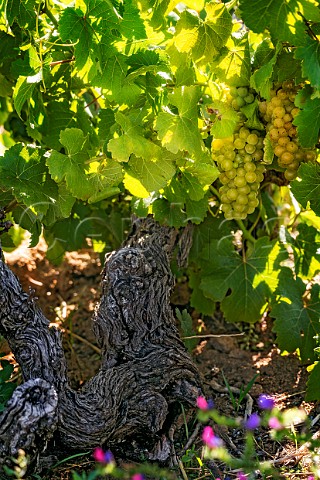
0, 378, 58, 463
0, 218, 202, 469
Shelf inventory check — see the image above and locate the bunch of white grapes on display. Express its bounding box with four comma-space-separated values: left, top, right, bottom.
212, 127, 265, 220
228, 86, 255, 110
259, 81, 316, 180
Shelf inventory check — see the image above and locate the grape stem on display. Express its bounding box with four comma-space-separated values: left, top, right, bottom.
248, 200, 262, 234
44, 0, 59, 29
210, 185, 220, 200
225, 0, 238, 12
236, 219, 256, 244
4, 199, 18, 213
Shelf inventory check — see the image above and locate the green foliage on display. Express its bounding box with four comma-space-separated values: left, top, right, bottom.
194, 236, 286, 323
0, 355, 16, 412
222, 372, 259, 412
291, 163, 320, 215
271, 268, 320, 364
293, 89, 320, 148
175, 307, 198, 352
0, 0, 319, 402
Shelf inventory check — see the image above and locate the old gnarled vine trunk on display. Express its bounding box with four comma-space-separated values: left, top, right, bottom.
0, 218, 202, 472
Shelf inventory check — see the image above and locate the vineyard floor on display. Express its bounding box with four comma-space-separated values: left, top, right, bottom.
1, 241, 318, 480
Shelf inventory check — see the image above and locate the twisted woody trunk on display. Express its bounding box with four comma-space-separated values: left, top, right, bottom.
0, 217, 202, 471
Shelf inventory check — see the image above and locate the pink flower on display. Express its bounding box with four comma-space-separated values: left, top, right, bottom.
197, 396, 209, 409
196, 396, 214, 410
131, 475, 145, 480
93, 447, 105, 463
268, 416, 283, 430
237, 472, 247, 480
93, 447, 114, 464
202, 426, 223, 448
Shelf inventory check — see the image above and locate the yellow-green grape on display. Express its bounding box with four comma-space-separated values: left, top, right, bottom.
259, 82, 317, 180
230, 86, 255, 111
211, 128, 265, 220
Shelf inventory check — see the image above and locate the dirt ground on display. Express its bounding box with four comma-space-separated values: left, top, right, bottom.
1, 240, 319, 479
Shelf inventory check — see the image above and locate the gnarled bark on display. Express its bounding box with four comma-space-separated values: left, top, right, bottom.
0, 217, 202, 471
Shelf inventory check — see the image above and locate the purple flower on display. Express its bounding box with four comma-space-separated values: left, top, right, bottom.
131, 475, 145, 480
268, 416, 283, 430
258, 394, 275, 410
196, 396, 214, 410
245, 413, 260, 430
93, 447, 114, 464
307, 476, 315, 480
202, 426, 223, 448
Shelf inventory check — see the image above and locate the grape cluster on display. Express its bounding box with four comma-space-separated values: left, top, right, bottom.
228, 86, 255, 111
259, 81, 316, 180
212, 127, 265, 220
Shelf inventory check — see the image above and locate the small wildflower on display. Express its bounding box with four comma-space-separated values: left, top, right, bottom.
196, 396, 214, 410
202, 426, 223, 448
258, 394, 275, 410
245, 413, 260, 430
197, 396, 209, 409
93, 447, 114, 464
237, 472, 247, 480
268, 416, 283, 430
307, 476, 315, 480
131, 474, 145, 480
93, 447, 105, 463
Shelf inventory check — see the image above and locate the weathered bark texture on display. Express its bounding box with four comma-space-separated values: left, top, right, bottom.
0, 218, 202, 471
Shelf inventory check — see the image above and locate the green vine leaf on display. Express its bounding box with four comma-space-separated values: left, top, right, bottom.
108, 111, 163, 162
211, 34, 251, 87
198, 236, 287, 323
12, 205, 42, 247
271, 268, 320, 363
124, 154, 175, 198
239, 0, 320, 46
119, 0, 147, 40
291, 163, 320, 216
156, 86, 210, 161
262, 133, 274, 165
0, 144, 57, 215
250, 43, 282, 100
151, 198, 186, 228
43, 184, 76, 226
295, 37, 320, 89
59, 8, 93, 70
174, 2, 232, 65
293, 93, 320, 148
5, 0, 36, 28
47, 128, 122, 200
306, 362, 320, 401
292, 223, 320, 279
209, 100, 240, 139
